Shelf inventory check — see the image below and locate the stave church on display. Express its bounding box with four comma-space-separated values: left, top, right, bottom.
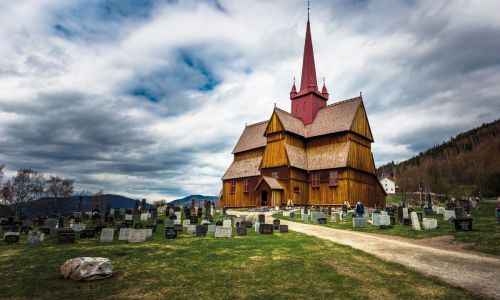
221, 13, 386, 208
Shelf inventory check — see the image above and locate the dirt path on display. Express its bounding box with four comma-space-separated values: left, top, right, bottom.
280, 219, 500, 299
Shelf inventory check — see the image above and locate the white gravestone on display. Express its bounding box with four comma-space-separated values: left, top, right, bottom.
125, 214, 133, 221
436, 207, 445, 214
311, 212, 325, 222
422, 218, 438, 230
145, 229, 152, 238
201, 220, 210, 226
283, 211, 290, 217
119, 228, 131, 241
223, 220, 232, 228
410, 212, 421, 231
175, 212, 181, 220
100, 228, 114, 243
372, 213, 381, 226
331, 214, 337, 222
182, 220, 190, 228
128, 229, 146, 243
403, 208, 409, 219
443, 210, 456, 221
174, 219, 181, 225
207, 225, 216, 233
301, 214, 308, 221
187, 225, 196, 234
353, 218, 367, 228
72, 223, 86, 232
379, 215, 391, 226
109, 208, 115, 215
215, 227, 232, 238
140, 213, 148, 221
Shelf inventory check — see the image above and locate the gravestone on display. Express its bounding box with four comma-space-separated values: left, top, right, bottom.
244, 221, 253, 228
95, 224, 106, 233
236, 226, 247, 236
403, 208, 409, 220
146, 225, 157, 233
207, 225, 216, 233
273, 219, 280, 230
187, 225, 197, 234
436, 207, 445, 214
119, 228, 131, 241
215, 221, 223, 226
100, 228, 114, 242
311, 212, 325, 222
254, 222, 260, 233
283, 211, 290, 217
189, 215, 199, 224
175, 212, 181, 220
145, 229, 152, 238
279, 225, 288, 233
403, 218, 411, 225
258, 214, 265, 224
422, 218, 438, 230
201, 220, 210, 226
454, 218, 473, 231
140, 213, 148, 221
125, 214, 133, 221
289, 212, 295, 219
124, 220, 133, 227
215, 227, 232, 238
223, 220, 232, 228
80, 229, 95, 239
410, 212, 421, 230
416, 212, 423, 222
331, 214, 337, 223
46, 219, 58, 228
259, 224, 274, 234
443, 210, 456, 221
352, 218, 367, 228
4, 232, 20, 244
301, 214, 308, 221
72, 223, 86, 232
128, 229, 146, 243
26, 231, 44, 245
182, 220, 191, 228
58, 229, 76, 244
372, 213, 381, 226
174, 219, 181, 225
169, 215, 177, 220
317, 218, 327, 224
379, 215, 391, 226
165, 227, 177, 239
156, 219, 164, 225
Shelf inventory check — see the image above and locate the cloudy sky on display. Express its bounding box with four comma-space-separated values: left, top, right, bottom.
1, 0, 499, 201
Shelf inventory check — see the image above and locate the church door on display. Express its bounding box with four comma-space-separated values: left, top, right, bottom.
261, 191, 268, 206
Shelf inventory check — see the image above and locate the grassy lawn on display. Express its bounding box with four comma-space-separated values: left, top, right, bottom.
0, 213, 483, 299
275, 201, 500, 255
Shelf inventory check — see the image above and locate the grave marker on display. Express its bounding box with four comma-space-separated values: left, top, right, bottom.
301, 214, 308, 221
207, 225, 216, 233
422, 218, 438, 230
128, 229, 146, 243
352, 218, 367, 228
125, 214, 133, 221
165, 227, 177, 239
4, 232, 20, 244
223, 220, 232, 228
100, 228, 114, 242
443, 210, 456, 221
259, 224, 274, 234
410, 212, 421, 231
72, 223, 86, 232
119, 228, 131, 241
372, 213, 381, 226
187, 225, 196, 234
215, 227, 232, 238
145, 228, 152, 238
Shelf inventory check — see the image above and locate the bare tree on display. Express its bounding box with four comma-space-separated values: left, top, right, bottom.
91, 190, 105, 212
46, 176, 74, 214
0, 165, 4, 205
1, 169, 45, 217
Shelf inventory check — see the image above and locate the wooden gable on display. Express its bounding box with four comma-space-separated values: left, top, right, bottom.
265, 112, 284, 135
350, 103, 374, 142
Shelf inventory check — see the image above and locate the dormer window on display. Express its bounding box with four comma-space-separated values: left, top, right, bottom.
272, 171, 279, 179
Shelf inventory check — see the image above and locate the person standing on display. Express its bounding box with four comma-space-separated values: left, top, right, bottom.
355, 202, 365, 218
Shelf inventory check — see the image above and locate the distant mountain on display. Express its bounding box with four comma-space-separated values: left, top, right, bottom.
20, 194, 152, 217
168, 195, 219, 207
377, 119, 500, 197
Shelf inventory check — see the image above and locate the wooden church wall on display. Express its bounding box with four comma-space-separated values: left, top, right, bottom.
234, 148, 264, 161
350, 105, 373, 141
221, 177, 259, 208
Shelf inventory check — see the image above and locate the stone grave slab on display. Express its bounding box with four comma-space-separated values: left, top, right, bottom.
283, 211, 290, 217
331, 214, 337, 222
165, 227, 177, 239
279, 225, 288, 233
58, 229, 76, 243
273, 219, 280, 230
125, 214, 133, 221
100, 228, 114, 242
379, 215, 391, 226
4, 232, 20, 244
119, 228, 131, 241
182, 220, 191, 228
403, 208, 409, 219
46, 219, 58, 228
254, 222, 260, 233
72, 223, 86, 232
436, 207, 445, 214
422, 218, 438, 230
174, 219, 181, 225
128, 229, 146, 243
259, 224, 274, 234
311, 212, 326, 222
301, 214, 308, 221
454, 218, 473, 231
352, 218, 367, 228
26, 231, 44, 245
372, 213, 381, 226
410, 212, 421, 231
187, 225, 196, 234
223, 220, 232, 228
140, 213, 148, 221
236, 226, 247, 236
201, 220, 210, 226
317, 218, 327, 224
175, 212, 181, 220
145, 228, 153, 238
443, 210, 456, 221
207, 225, 216, 233
215, 227, 232, 238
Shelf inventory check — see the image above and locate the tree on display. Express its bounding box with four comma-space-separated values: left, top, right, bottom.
91, 190, 106, 212
46, 176, 74, 214
1, 169, 45, 216
0, 165, 4, 204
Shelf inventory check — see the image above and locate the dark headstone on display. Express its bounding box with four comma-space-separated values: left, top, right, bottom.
165, 227, 177, 239
58, 229, 76, 244
273, 219, 280, 230
4, 234, 19, 244
124, 220, 133, 227
39, 227, 51, 234
195, 225, 208, 237
403, 218, 411, 226
317, 218, 327, 224
397, 206, 403, 223
189, 215, 199, 224
289, 212, 295, 219
169, 214, 177, 220
258, 214, 265, 224
80, 229, 95, 239
216, 221, 223, 226
454, 218, 473, 231
134, 223, 143, 229
416, 212, 423, 222
237, 226, 247, 236
244, 221, 253, 228
58, 217, 64, 228
156, 219, 164, 225
259, 224, 273, 234
423, 207, 433, 216
94, 224, 106, 234
146, 225, 157, 233
279, 225, 288, 233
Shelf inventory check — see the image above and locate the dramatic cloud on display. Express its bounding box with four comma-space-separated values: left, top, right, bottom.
1, 0, 499, 200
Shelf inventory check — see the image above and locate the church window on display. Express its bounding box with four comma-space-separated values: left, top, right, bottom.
329, 171, 338, 187
294, 187, 300, 193
230, 181, 236, 194
243, 179, 249, 193
312, 172, 320, 187
272, 171, 279, 178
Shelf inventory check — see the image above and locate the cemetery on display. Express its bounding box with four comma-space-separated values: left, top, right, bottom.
0, 199, 491, 299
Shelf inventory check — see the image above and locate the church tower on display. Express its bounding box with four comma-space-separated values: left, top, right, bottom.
290, 14, 329, 125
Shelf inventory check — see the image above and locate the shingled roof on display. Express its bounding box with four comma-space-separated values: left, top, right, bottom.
222, 157, 262, 180
274, 108, 305, 137
232, 121, 268, 154
285, 144, 307, 170
306, 142, 349, 170
255, 176, 284, 190
306, 97, 362, 138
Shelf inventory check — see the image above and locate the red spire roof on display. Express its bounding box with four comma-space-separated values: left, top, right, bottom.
300, 18, 318, 91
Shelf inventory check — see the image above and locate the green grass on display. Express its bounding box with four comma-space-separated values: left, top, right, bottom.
275, 201, 500, 255
0, 213, 483, 299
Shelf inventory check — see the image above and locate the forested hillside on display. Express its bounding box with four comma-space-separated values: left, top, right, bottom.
377, 119, 500, 198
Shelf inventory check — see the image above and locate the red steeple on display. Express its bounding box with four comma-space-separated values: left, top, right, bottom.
290, 11, 328, 125
300, 17, 318, 91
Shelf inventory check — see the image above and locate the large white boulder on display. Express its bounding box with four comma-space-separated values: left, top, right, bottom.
60, 257, 113, 281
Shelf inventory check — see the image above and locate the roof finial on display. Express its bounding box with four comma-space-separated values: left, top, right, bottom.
307, 0, 310, 21
323, 77, 325, 85
274, 102, 276, 107
293, 76, 296, 84
360, 91, 363, 98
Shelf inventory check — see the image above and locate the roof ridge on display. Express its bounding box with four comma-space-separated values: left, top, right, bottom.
274, 106, 304, 121
246, 120, 268, 128
322, 96, 361, 109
